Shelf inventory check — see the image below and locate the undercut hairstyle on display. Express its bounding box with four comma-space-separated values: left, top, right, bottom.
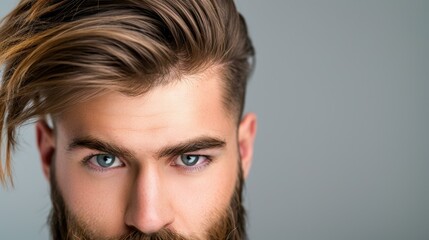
0, 0, 255, 185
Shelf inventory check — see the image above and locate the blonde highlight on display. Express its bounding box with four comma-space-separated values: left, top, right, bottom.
0, 0, 254, 186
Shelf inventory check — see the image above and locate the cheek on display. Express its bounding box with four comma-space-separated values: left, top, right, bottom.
169, 153, 239, 233
54, 154, 129, 236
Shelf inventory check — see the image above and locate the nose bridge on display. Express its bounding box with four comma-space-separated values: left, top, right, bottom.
125, 162, 173, 233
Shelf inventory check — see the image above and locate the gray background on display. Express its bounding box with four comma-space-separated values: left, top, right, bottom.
1, 0, 428, 239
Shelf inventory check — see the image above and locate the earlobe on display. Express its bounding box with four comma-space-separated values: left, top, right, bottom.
36, 120, 55, 181
238, 113, 257, 179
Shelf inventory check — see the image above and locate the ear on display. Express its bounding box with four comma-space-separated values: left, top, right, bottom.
36, 120, 55, 181
238, 113, 257, 179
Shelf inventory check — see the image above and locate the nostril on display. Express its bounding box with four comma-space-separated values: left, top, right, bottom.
124, 213, 174, 235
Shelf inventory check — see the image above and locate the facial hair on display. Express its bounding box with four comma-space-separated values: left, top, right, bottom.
48, 161, 247, 240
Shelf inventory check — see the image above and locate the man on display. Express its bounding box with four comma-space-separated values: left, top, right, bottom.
0, 0, 256, 239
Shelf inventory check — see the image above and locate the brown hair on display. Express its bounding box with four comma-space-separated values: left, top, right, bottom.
0, 0, 254, 185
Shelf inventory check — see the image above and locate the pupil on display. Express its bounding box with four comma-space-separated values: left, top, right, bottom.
104, 156, 112, 163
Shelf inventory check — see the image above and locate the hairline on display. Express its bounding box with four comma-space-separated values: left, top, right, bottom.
48, 62, 242, 128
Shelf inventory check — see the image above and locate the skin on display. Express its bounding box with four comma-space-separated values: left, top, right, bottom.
36, 68, 257, 239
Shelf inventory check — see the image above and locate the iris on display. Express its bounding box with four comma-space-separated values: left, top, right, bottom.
96, 154, 116, 168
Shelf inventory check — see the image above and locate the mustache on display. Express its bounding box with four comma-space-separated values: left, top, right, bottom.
118, 227, 189, 240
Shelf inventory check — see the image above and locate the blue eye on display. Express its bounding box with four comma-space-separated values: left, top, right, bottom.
180, 155, 200, 166
82, 153, 124, 172
85, 153, 124, 170
172, 154, 211, 173
96, 154, 116, 167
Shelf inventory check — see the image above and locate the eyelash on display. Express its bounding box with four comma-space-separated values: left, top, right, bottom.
81, 153, 213, 173
81, 153, 124, 172
170, 155, 213, 174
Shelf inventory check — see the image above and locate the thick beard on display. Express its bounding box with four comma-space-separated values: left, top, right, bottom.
48, 162, 247, 240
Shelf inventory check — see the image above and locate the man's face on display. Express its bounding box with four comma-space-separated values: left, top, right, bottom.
36, 68, 256, 239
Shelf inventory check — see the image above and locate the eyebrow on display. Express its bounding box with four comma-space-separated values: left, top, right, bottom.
67, 136, 226, 160
156, 136, 226, 158
68, 136, 137, 161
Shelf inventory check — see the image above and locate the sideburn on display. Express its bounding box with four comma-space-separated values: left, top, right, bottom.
48, 157, 68, 240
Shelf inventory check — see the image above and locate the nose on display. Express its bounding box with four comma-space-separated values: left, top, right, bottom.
124, 165, 174, 234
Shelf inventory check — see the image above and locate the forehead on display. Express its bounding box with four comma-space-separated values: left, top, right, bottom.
55, 70, 236, 150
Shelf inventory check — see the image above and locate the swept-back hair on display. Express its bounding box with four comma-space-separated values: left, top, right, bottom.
0, 0, 254, 185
